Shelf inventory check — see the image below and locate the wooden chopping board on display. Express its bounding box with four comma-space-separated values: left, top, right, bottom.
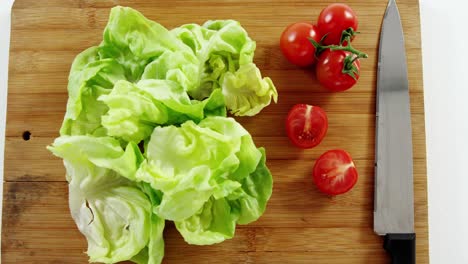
2, 0, 428, 263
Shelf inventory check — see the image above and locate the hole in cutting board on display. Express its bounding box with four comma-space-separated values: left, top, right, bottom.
22, 131, 31, 141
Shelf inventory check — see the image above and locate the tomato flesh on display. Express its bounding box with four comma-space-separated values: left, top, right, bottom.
317, 3, 358, 45
280, 22, 321, 67
313, 149, 358, 195
316, 49, 360, 92
286, 104, 328, 149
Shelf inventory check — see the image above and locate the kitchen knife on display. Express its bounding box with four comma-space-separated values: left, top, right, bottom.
374, 0, 415, 264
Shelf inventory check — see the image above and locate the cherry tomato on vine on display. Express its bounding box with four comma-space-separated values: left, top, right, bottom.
280, 22, 322, 67
313, 149, 358, 195
285, 104, 328, 149
317, 3, 358, 45
316, 49, 360, 92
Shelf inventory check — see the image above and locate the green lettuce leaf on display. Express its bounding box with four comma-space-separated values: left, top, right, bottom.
98, 79, 226, 143
172, 19, 277, 115
48, 136, 163, 263
197, 116, 261, 182
135, 117, 244, 221
98, 6, 194, 82
202, 20, 256, 67
174, 148, 272, 245
222, 63, 278, 116
174, 197, 236, 245
172, 20, 256, 100
131, 184, 166, 264
60, 47, 126, 136
227, 148, 273, 224
48, 135, 143, 181
141, 50, 200, 92
68, 172, 152, 263
135, 116, 272, 245
171, 24, 214, 56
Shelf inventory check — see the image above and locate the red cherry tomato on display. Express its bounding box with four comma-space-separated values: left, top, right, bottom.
313, 149, 358, 195
280, 22, 321, 67
317, 3, 358, 45
285, 104, 328, 149
316, 49, 360, 92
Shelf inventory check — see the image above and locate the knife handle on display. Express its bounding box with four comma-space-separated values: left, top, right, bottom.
384, 233, 416, 264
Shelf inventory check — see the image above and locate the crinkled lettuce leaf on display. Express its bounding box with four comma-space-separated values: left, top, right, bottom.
98, 79, 225, 143
175, 197, 236, 245
136, 117, 244, 221
135, 117, 272, 244
48, 135, 143, 181
98, 6, 194, 82
131, 184, 165, 264
172, 19, 277, 114
60, 47, 126, 136
141, 50, 200, 92
68, 173, 152, 263
47, 136, 163, 263
227, 148, 272, 225
130, 214, 165, 264
222, 63, 278, 116
174, 148, 271, 245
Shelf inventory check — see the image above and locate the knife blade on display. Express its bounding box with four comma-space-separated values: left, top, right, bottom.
374, 0, 415, 263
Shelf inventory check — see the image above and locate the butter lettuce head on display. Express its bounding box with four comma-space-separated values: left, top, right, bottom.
47, 136, 164, 264
61, 6, 277, 139
50, 5, 276, 264
171, 19, 277, 114
136, 117, 273, 245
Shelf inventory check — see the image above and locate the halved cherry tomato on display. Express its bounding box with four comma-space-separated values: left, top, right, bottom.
285, 104, 328, 149
317, 3, 358, 45
313, 149, 358, 195
280, 22, 321, 67
316, 49, 360, 92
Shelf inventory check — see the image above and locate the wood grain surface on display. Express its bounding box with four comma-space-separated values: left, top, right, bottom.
2, 0, 428, 263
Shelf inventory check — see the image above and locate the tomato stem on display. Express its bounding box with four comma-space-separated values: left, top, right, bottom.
342, 55, 360, 80
339, 27, 359, 45
309, 28, 367, 58
329, 45, 368, 59
309, 28, 368, 80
